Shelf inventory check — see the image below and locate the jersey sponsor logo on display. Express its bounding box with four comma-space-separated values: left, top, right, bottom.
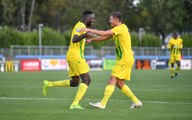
173, 45, 178, 48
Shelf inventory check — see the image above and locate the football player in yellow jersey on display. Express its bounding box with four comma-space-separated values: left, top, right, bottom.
43, 10, 96, 109
82, 11, 142, 109
167, 32, 183, 79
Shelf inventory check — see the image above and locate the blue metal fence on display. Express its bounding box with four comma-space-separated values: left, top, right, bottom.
0, 45, 191, 59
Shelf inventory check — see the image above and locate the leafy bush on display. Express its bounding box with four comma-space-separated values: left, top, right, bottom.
131, 32, 140, 46
42, 27, 66, 45
142, 33, 161, 47
0, 26, 13, 48
63, 29, 72, 46
131, 32, 161, 47
0, 26, 66, 48
0, 26, 164, 48
181, 33, 192, 47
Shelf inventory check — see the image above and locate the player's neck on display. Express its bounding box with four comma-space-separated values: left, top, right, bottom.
116, 22, 122, 26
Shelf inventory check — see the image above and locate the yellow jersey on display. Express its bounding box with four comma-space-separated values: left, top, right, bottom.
111, 24, 134, 61
167, 37, 183, 56
66, 21, 86, 60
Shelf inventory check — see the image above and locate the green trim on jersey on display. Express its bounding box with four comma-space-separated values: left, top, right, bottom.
115, 40, 122, 60
171, 46, 180, 55
167, 38, 183, 56
66, 21, 86, 60
80, 40, 84, 59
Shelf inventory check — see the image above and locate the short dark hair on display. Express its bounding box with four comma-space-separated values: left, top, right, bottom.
110, 11, 122, 22
82, 10, 94, 18
173, 32, 178, 37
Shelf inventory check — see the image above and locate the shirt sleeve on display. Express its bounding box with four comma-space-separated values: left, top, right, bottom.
180, 39, 183, 49
111, 26, 120, 36
111, 26, 120, 40
167, 39, 172, 49
74, 24, 86, 36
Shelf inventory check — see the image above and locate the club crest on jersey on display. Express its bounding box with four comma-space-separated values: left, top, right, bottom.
76, 29, 81, 32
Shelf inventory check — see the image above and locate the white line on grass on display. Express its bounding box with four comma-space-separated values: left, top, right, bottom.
0, 97, 192, 105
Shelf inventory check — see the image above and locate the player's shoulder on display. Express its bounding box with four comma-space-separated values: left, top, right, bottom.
118, 23, 128, 30
112, 23, 128, 32
75, 21, 86, 28
73, 21, 86, 32
169, 38, 174, 42
178, 38, 183, 41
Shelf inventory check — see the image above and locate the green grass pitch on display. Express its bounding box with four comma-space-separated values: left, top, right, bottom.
0, 70, 192, 120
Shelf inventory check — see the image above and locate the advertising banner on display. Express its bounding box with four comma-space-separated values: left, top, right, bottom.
87, 59, 103, 71
103, 59, 116, 70
151, 59, 168, 69
5, 60, 14, 72
1, 60, 19, 72
136, 59, 151, 70
181, 59, 191, 70
20, 59, 41, 71
0, 60, 5, 72
41, 59, 67, 70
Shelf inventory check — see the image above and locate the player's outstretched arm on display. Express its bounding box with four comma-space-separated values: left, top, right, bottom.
82, 28, 114, 36
72, 34, 87, 43
72, 32, 96, 43
86, 35, 112, 44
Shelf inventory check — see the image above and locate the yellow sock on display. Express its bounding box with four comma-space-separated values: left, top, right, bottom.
121, 85, 139, 103
71, 83, 88, 106
48, 80, 70, 87
101, 85, 115, 107
176, 66, 180, 73
170, 67, 174, 76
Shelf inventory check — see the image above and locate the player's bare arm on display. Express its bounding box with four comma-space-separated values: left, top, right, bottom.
72, 32, 94, 43
83, 28, 114, 36
86, 35, 112, 44
72, 34, 87, 43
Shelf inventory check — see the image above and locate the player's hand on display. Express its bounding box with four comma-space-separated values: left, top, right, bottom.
81, 28, 89, 32
86, 32, 96, 38
86, 38, 92, 44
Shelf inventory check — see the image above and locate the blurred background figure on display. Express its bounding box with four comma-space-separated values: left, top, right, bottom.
167, 32, 183, 79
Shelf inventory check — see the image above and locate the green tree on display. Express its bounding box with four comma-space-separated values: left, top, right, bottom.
0, 0, 191, 48
137, 0, 192, 38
